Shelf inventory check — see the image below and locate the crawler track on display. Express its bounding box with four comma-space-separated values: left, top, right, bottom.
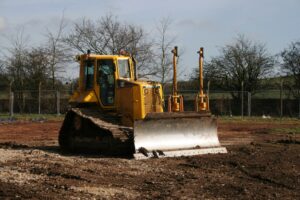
58, 108, 134, 155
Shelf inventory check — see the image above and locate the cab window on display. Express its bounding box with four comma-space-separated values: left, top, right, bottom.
118, 59, 131, 78
98, 59, 115, 106
84, 60, 94, 89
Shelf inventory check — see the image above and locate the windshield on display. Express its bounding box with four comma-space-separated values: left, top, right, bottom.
118, 59, 131, 78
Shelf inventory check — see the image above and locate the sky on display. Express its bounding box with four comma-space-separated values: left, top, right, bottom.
0, 0, 300, 79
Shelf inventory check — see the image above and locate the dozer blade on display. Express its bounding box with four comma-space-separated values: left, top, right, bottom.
133, 112, 227, 159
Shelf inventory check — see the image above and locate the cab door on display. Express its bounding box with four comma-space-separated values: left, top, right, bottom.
83, 59, 95, 90
97, 59, 115, 106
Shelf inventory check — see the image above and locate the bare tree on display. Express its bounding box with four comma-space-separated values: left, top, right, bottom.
0, 61, 3, 73
281, 41, 300, 90
152, 17, 176, 87
5, 27, 30, 92
45, 12, 70, 89
281, 41, 300, 117
3, 28, 32, 112
23, 47, 49, 89
63, 14, 154, 78
125, 25, 154, 78
0, 60, 8, 89
203, 35, 274, 96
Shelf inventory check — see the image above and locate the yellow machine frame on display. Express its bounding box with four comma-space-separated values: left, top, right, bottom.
69, 53, 164, 126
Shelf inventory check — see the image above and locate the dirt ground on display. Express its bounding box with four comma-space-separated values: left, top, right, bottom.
0, 118, 299, 199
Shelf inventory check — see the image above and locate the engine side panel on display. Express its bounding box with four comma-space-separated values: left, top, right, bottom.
116, 80, 164, 126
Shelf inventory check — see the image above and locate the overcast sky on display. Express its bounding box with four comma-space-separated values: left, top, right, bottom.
1, 0, 300, 79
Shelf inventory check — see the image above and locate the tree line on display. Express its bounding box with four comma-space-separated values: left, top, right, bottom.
0, 14, 175, 91
189, 35, 300, 102
0, 14, 299, 101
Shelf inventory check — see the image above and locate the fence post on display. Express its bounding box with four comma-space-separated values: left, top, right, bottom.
56, 90, 60, 115
9, 79, 13, 96
207, 80, 210, 98
9, 92, 14, 118
9, 79, 13, 115
38, 82, 41, 115
241, 81, 244, 118
298, 96, 300, 119
207, 80, 210, 110
248, 92, 251, 117
280, 80, 283, 119
22, 92, 26, 113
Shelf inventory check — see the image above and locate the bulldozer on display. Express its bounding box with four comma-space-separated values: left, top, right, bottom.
58, 48, 226, 159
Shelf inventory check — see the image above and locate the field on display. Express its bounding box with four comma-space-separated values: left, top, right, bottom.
0, 117, 299, 199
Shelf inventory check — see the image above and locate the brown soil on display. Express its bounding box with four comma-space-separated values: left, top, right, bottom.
0, 119, 299, 199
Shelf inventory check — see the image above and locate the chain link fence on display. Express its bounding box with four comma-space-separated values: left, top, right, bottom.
0, 89, 299, 118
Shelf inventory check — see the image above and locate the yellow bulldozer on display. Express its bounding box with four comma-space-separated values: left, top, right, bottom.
58, 47, 226, 159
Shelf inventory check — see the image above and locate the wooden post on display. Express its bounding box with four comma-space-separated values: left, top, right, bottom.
56, 91, 60, 115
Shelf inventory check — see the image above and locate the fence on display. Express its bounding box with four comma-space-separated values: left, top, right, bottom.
173, 90, 300, 118
0, 90, 72, 116
0, 89, 299, 118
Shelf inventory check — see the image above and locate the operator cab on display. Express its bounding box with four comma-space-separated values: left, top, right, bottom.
80, 53, 133, 108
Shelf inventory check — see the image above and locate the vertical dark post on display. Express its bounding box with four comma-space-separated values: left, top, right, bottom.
56, 91, 60, 115
241, 81, 244, 119
38, 82, 41, 115
10, 92, 14, 118
9, 79, 13, 115
22, 92, 25, 113
207, 80, 210, 98
280, 80, 283, 119
298, 93, 300, 119
207, 80, 210, 110
248, 92, 251, 117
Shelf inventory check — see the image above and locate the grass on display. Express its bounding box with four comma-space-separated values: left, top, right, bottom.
0, 112, 299, 126
0, 113, 64, 121
218, 116, 300, 135
216, 116, 300, 138
218, 116, 300, 124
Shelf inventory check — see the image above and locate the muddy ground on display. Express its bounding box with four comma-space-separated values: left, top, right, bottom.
0, 119, 299, 199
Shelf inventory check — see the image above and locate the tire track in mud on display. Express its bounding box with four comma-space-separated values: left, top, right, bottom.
228, 160, 295, 190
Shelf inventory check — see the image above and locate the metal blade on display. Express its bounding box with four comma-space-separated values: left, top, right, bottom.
134, 113, 220, 152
